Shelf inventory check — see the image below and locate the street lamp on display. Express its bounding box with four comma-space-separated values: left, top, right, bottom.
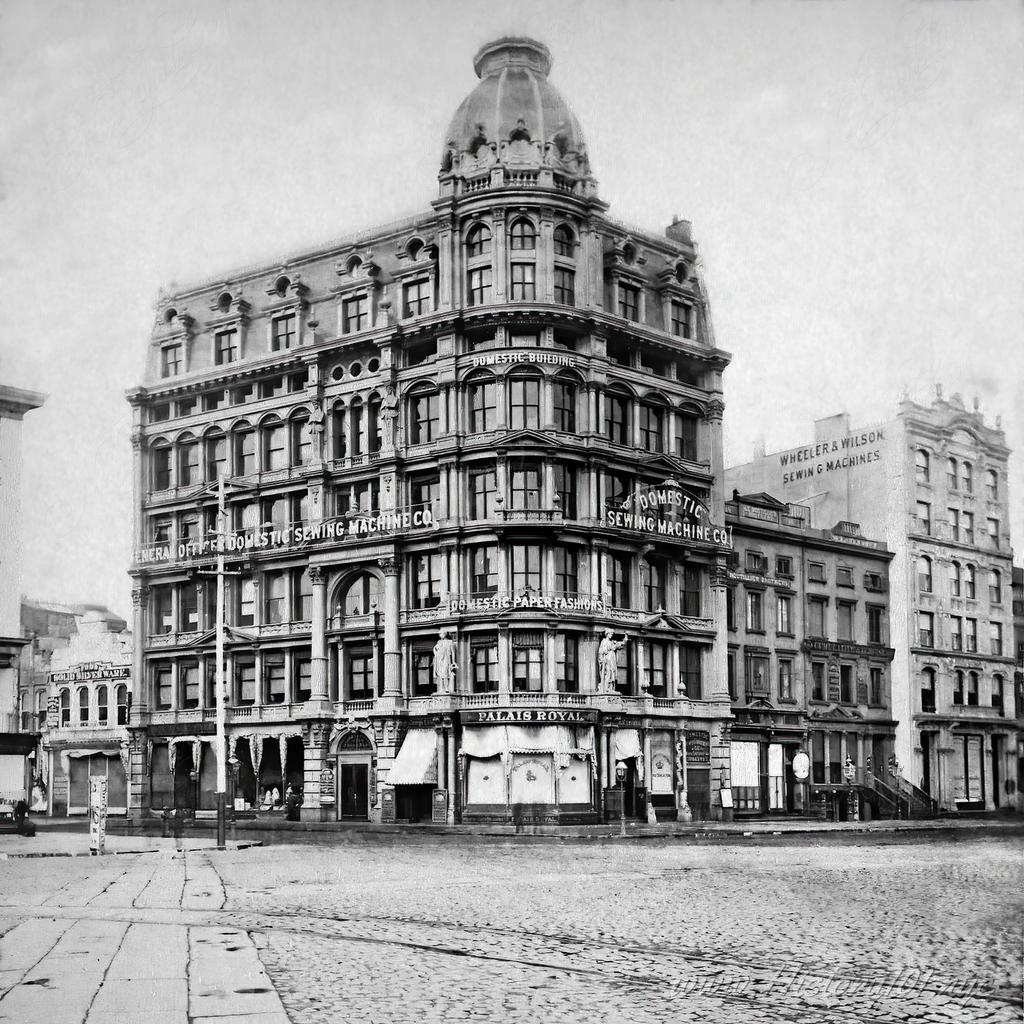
615, 760, 627, 837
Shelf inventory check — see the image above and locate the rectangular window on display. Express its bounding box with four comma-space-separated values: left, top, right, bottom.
776, 594, 792, 635
554, 267, 575, 305
618, 283, 640, 321
727, 650, 736, 699
412, 554, 442, 609
271, 314, 296, 351
236, 661, 256, 706
864, 571, 883, 592
839, 664, 853, 703
155, 666, 173, 711
264, 657, 286, 704
512, 544, 543, 593
989, 622, 1002, 656
837, 601, 854, 641
403, 279, 431, 318
215, 330, 238, 365
950, 616, 962, 651
263, 572, 286, 624
292, 568, 312, 621
987, 518, 1000, 548
510, 462, 542, 510
669, 301, 691, 338
467, 267, 492, 305
808, 597, 826, 638
948, 507, 960, 541
811, 733, 825, 784
745, 654, 769, 695
680, 566, 701, 617
918, 611, 934, 648
469, 380, 497, 432
646, 642, 668, 697
471, 545, 499, 596
778, 660, 793, 701
675, 414, 699, 461
811, 661, 825, 701
512, 643, 543, 693
509, 377, 541, 429
776, 556, 793, 578
870, 667, 882, 705
347, 647, 376, 700
745, 590, 764, 631
509, 263, 536, 301
916, 501, 931, 535
808, 562, 826, 583
605, 395, 631, 446
471, 642, 499, 693
409, 474, 439, 515
553, 382, 576, 432
235, 430, 256, 475
609, 553, 630, 608
746, 551, 767, 574
411, 648, 433, 696
555, 635, 578, 693
206, 434, 227, 480
680, 644, 702, 699
179, 583, 199, 632
965, 618, 977, 653
554, 547, 578, 594
152, 586, 173, 635
263, 423, 286, 471
161, 344, 182, 378
963, 512, 974, 545
552, 463, 576, 518
638, 405, 663, 452
294, 654, 312, 702
867, 605, 884, 644
836, 566, 854, 588
153, 447, 172, 491
409, 391, 439, 443
342, 294, 369, 333
469, 467, 497, 519
237, 576, 255, 627
726, 587, 735, 630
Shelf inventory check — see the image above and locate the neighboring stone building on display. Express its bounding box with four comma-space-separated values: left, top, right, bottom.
1013, 565, 1024, 810
725, 492, 899, 820
127, 37, 737, 825
727, 393, 1018, 813
0, 383, 46, 804
44, 608, 132, 816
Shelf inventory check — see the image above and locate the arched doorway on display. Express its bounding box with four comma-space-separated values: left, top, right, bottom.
335, 730, 373, 820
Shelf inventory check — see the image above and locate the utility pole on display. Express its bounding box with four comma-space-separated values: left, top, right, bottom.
214, 472, 227, 849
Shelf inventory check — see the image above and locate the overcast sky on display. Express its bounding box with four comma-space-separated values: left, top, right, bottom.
1, 0, 1021, 620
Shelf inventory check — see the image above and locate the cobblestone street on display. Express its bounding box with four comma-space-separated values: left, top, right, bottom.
0, 832, 1020, 1023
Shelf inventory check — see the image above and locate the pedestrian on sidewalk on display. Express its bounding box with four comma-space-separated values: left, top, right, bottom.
171, 807, 185, 851
285, 784, 301, 822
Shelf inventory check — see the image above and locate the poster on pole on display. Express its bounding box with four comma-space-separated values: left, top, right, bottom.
89, 776, 108, 855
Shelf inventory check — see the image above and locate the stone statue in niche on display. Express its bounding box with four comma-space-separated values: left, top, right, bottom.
433, 629, 457, 694
380, 386, 399, 450
598, 630, 627, 692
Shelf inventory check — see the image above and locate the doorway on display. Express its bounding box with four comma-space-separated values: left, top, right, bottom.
340, 763, 368, 819
991, 736, 1001, 809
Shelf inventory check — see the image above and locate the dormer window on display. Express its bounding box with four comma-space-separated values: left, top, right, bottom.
342, 294, 370, 333
619, 283, 640, 321
403, 278, 431, 318
670, 300, 692, 339
160, 344, 183, 378
215, 329, 238, 365
271, 314, 296, 351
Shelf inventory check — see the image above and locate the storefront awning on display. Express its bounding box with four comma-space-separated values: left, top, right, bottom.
460, 725, 596, 777
388, 729, 438, 786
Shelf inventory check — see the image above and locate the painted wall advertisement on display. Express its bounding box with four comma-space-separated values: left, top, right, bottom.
777, 429, 885, 485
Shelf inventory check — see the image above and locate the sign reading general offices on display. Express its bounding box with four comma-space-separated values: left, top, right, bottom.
606, 482, 732, 548
136, 507, 437, 566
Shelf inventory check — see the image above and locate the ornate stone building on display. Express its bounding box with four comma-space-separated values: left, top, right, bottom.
127, 37, 734, 825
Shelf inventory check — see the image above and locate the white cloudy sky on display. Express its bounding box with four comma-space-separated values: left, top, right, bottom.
1, 0, 1021, 619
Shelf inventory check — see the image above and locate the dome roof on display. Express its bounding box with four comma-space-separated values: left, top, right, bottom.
441, 37, 593, 182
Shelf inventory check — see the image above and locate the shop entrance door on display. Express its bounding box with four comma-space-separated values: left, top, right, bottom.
340, 763, 368, 819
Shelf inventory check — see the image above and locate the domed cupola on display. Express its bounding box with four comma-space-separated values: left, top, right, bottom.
439, 37, 597, 198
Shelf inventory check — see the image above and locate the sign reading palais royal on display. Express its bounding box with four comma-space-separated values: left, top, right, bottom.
606, 483, 732, 548
462, 708, 599, 725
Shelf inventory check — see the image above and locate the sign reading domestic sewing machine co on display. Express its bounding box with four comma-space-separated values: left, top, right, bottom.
136, 507, 436, 566
607, 483, 732, 548
461, 708, 599, 725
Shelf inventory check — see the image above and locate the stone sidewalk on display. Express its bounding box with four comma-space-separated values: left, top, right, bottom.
0, 847, 287, 1024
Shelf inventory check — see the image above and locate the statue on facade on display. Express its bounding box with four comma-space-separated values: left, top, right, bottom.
598, 630, 627, 692
380, 385, 399, 450
432, 629, 457, 693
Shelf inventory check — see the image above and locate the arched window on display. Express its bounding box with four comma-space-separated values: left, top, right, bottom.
961, 461, 973, 494
638, 401, 665, 452
989, 569, 1002, 604
949, 560, 961, 597
953, 670, 964, 704
917, 555, 932, 593
553, 224, 575, 257
290, 411, 311, 466
946, 457, 958, 490
261, 417, 286, 471
96, 685, 108, 726
205, 430, 227, 481
468, 375, 498, 433
115, 685, 129, 725
641, 559, 666, 611
604, 390, 632, 446
676, 409, 700, 461
337, 573, 381, 617
151, 440, 172, 490
367, 393, 381, 454
920, 667, 936, 712
350, 397, 365, 457
60, 688, 71, 727
986, 469, 998, 500
466, 223, 491, 258
992, 673, 1005, 712
408, 387, 439, 444
967, 671, 979, 706
964, 563, 976, 599
552, 377, 577, 432
508, 374, 541, 430
177, 433, 199, 486
915, 449, 930, 484
77, 687, 89, 725
508, 218, 536, 250
332, 401, 347, 460
233, 423, 255, 475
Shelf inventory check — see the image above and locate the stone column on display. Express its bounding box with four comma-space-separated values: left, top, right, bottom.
380, 558, 402, 698
643, 731, 657, 823
446, 722, 457, 823
709, 565, 731, 701
492, 210, 508, 302
130, 585, 149, 718
304, 566, 332, 714
498, 625, 511, 696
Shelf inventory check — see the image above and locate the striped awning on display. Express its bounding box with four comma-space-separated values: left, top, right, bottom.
388, 730, 438, 786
